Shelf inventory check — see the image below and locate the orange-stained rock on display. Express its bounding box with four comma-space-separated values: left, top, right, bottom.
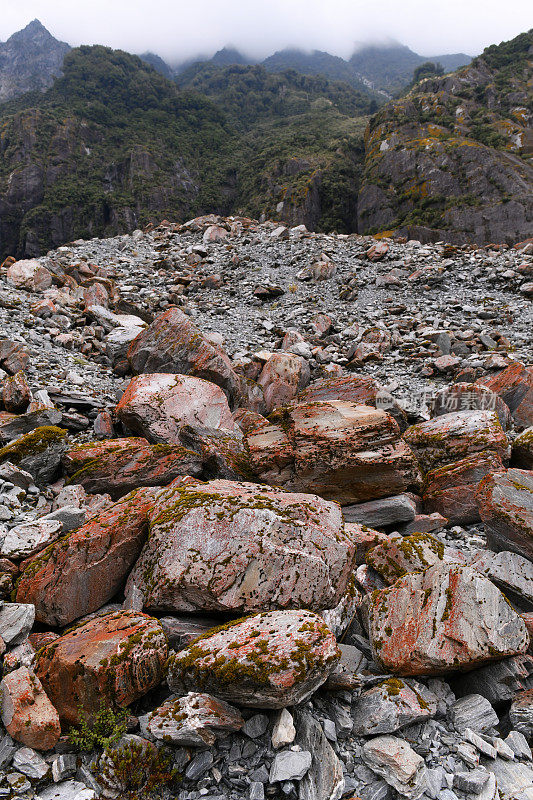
63, 437, 204, 497
6, 259, 53, 292
246, 401, 421, 505
366, 533, 445, 585
523, 613, 533, 644
476, 468, 533, 560
35, 610, 167, 725
16, 488, 157, 626
403, 410, 510, 474
478, 362, 533, 430
432, 382, 513, 430
2, 371, 30, 413
125, 478, 357, 615
116, 373, 238, 442
0, 340, 29, 375
423, 450, 506, 525
345, 523, 391, 565
349, 327, 391, 365
167, 610, 339, 709
257, 352, 310, 413
299, 374, 407, 431
368, 564, 530, 676
127, 307, 244, 408
0, 666, 60, 750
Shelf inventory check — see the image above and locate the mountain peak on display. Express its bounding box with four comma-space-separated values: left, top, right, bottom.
0, 19, 70, 102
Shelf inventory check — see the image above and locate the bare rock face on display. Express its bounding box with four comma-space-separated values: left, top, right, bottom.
16, 488, 157, 626
126, 307, 245, 408
6, 259, 53, 292
167, 610, 339, 709
422, 450, 506, 525
258, 352, 310, 413
63, 437, 204, 497
246, 401, 421, 505
478, 362, 533, 430
0, 20, 70, 103
125, 479, 357, 615
147, 693, 244, 746
299, 374, 408, 431
368, 564, 530, 676
0, 666, 61, 751
476, 468, 533, 560
366, 533, 444, 585
115, 373, 238, 442
35, 610, 167, 725
403, 410, 510, 474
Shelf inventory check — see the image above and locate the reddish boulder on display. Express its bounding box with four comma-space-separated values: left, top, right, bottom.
167, 610, 339, 708
2, 372, 30, 413
63, 437, 204, 497
16, 488, 157, 626
116, 373, 238, 443
349, 327, 391, 365
257, 353, 310, 413
0, 666, 61, 750
478, 362, 533, 430
403, 410, 510, 474
6, 259, 53, 292
126, 307, 244, 407
368, 564, 530, 676
0, 340, 29, 375
125, 478, 357, 614
476, 468, 533, 560
246, 401, 421, 505
423, 451, 506, 525
299, 375, 407, 431
35, 610, 167, 725
432, 382, 513, 431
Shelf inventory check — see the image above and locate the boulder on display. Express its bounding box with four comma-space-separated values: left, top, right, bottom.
509, 688, 533, 737
362, 735, 428, 800
351, 678, 437, 736
257, 352, 310, 413
422, 451, 506, 525
471, 550, 533, 609
63, 437, 204, 497
449, 693, 499, 733
6, 259, 53, 292
342, 493, 417, 527
295, 710, 345, 800
0, 667, 60, 751
478, 361, 533, 430
432, 382, 513, 430
2, 372, 30, 413
126, 307, 244, 408
35, 611, 167, 725
0, 409, 62, 444
125, 479, 357, 615
246, 401, 421, 505
167, 610, 339, 709
451, 654, 533, 706
0, 340, 29, 375
367, 564, 530, 676
476, 468, 533, 560
0, 426, 68, 486
512, 427, 533, 469
147, 692, 244, 746
403, 410, 510, 473
299, 374, 408, 431
0, 602, 35, 646
115, 373, 238, 442
16, 488, 157, 626
484, 759, 533, 800
366, 533, 444, 584
0, 519, 62, 559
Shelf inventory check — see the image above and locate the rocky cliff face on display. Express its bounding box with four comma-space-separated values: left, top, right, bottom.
357, 31, 533, 245
0, 19, 70, 102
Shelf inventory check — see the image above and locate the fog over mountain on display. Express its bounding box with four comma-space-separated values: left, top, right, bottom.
1, 0, 531, 64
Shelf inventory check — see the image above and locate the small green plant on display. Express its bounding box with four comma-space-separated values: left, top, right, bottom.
100, 740, 177, 799
68, 703, 128, 752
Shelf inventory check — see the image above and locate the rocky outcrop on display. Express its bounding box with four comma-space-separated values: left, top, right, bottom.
476, 468, 533, 560
0, 20, 70, 102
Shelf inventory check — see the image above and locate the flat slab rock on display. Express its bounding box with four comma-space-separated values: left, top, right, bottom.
0, 666, 60, 751
403, 410, 510, 474
472, 550, 533, 608
167, 609, 339, 709
342, 493, 416, 527
125, 478, 358, 615
368, 563, 530, 676
35, 610, 168, 725
477, 468, 533, 561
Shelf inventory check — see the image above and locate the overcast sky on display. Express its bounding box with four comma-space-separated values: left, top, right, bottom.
1, 0, 531, 63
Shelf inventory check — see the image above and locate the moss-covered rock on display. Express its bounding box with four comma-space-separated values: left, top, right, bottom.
0, 425, 68, 486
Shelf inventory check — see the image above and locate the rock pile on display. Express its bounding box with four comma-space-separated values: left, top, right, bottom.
0, 216, 532, 800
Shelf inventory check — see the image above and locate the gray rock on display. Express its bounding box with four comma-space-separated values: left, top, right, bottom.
342, 493, 416, 527
351, 678, 437, 736
184, 750, 214, 780
51, 754, 77, 782
242, 714, 269, 739
43, 506, 86, 533
449, 694, 499, 733
483, 757, 533, 800
0, 734, 16, 768
472, 550, 533, 608
0, 519, 62, 558
0, 602, 35, 645
505, 730, 532, 760
462, 728, 497, 759
35, 781, 97, 800
269, 750, 312, 783
510, 690, 533, 737
250, 782, 265, 800
296, 710, 345, 800
12, 746, 49, 778
453, 769, 490, 793
362, 735, 428, 800
451, 655, 533, 706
